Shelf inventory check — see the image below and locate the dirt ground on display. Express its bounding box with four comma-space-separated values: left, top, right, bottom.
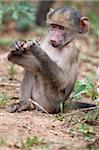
0, 109, 92, 150
0, 29, 99, 150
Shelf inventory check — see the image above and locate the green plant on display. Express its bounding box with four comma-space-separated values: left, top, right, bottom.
8, 64, 17, 80
79, 123, 95, 141
0, 93, 11, 106
12, 1, 36, 31
0, 137, 5, 145
22, 136, 44, 149
85, 109, 99, 123
55, 113, 64, 121
74, 77, 98, 102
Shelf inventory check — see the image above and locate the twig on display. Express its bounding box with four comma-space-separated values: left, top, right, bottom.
64, 106, 99, 117
0, 82, 19, 87
30, 99, 49, 115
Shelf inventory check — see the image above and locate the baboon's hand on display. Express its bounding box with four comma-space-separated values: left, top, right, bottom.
10, 40, 26, 56
23, 40, 38, 50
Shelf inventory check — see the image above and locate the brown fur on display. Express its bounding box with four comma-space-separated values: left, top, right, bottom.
7, 7, 89, 113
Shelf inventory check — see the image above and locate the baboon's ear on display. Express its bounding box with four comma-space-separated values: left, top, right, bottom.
79, 17, 90, 34
47, 8, 54, 19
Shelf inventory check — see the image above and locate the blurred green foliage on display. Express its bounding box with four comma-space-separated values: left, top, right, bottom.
85, 109, 99, 122
22, 136, 44, 149
79, 123, 95, 141
88, 10, 99, 37
0, 0, 36, 32
0, 137, 5, 145
0, 38, 12, 48
0, 93, 11, 106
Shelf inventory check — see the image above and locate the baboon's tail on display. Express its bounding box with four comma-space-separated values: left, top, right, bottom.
64, 101, 98, 112
73, 102, 96, 109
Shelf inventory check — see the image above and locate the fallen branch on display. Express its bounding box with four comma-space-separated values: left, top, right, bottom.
0, 82, 19, 87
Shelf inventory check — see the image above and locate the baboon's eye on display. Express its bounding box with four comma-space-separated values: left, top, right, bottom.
58, 25, 64, 30
51, 24, 58, 28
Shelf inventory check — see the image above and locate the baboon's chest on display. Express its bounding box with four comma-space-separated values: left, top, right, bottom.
41, 43, 64, 65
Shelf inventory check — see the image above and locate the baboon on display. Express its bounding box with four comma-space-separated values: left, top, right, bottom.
8, 7, 95, 114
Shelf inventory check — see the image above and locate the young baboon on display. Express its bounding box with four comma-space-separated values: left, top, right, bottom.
8, 7, 94, 113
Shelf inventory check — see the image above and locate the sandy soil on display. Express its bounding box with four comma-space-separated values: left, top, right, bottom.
0, 31, 99, 150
